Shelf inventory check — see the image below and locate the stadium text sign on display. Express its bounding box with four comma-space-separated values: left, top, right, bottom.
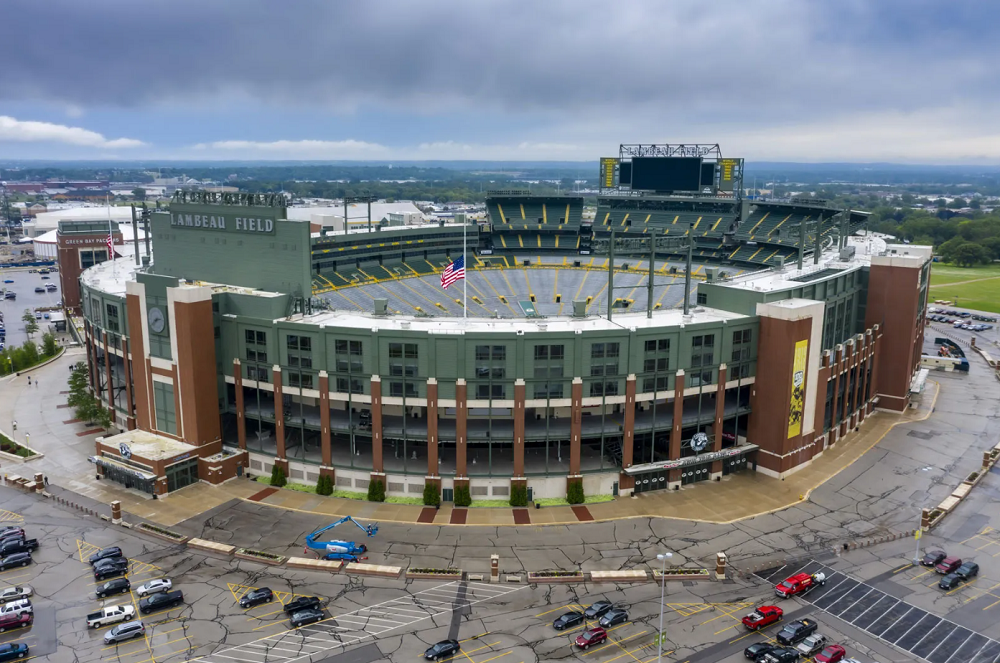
169, 212, 275, 234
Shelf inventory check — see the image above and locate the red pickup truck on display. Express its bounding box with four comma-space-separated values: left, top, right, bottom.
775, 572, 826, 598
742, 605, 783, 630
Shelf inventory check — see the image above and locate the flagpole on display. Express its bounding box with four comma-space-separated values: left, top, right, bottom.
107, 194, 116, 280
463, 218, 467, 320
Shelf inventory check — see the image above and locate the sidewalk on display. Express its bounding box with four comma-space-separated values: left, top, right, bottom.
0, 344, 939, 528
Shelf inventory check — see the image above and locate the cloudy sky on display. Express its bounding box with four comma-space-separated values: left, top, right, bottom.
2, 0, 998, 162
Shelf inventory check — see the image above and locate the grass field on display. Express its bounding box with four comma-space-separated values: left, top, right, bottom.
929, 262, 1000, 313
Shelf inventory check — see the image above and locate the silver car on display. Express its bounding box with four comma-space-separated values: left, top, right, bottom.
104, 620, 145, 644
135, 579, 172, 597
0, 587, 32, 602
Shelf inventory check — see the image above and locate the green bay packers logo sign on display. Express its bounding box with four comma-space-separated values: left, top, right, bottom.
690, 432, 709, 453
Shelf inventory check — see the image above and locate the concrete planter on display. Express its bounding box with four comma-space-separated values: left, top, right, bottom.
286, 557, 343, 573
652, 569, 711, 581
405, 569, 463, 580
235, 548, 286, 566
187, 538, 235, 556
528, 571, 585, 584
589, 570, 648, 583
0, 444, 44, 463
346, 563, 402, 578
136, 522, 189, 544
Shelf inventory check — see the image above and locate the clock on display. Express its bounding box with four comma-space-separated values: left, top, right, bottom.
148, 306, 166, 333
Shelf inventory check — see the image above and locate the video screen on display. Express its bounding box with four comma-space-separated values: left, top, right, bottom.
630, 157, 702, 192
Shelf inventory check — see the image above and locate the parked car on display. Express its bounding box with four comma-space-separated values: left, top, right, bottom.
89, 547, 124, 565
921, 550, 947, 567
815, 644, 847, 663
423, 640, 460, 660
0, 528, 23, 540
289, 608, 324, 628
103, 620, 145, 645
776, 618, 818, 645
239, 587, 274, 608
0, 539, 38, 557
956, 561, 979, 579
87, 604, 136, 629
32, 288, 43, 294
796, 633, 828, 657
553, 611, 585, 630
96, 578, 131, 598
0, 600, 31, 618
0, 555, 31, 572
599, 608, 629, 628
761, 647, 800, 663
936, 557, 962, 575
94, 558, 129, 581
742, 605, 783, 630
0, 643, 29, 661
0, 612, 31, 633
0, 588, 32, 603
584, 601, 613, 619
745, 643, 777, 661
939, 573, 964, 590
575, 627, 608, 649
283, 597, 322, 614
138, 590, 184, 614
135, 579, 172, 597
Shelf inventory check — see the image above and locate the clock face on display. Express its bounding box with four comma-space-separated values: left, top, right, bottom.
148, 306, 166, 333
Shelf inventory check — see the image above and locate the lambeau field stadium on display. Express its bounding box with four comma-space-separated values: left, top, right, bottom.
63, 143, 930, 500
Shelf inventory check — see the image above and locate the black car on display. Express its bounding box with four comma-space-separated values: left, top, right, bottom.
553, 611, 585, 630
289, 608, 324, 628
939, 573, 963, 590
0, 643, 29, 661
956, 562, 979, 579
96, 577, 131, 598
584, 600, 613, 619
0, 528, 24, 541
139, 590, 184, 614
424, 639, 460, 660
239, 588, 275, 608
0, 554, 31, 572
744, 642, 776, 661
599, 608, 629, 628
94, 558, 129, 580
283, 596, 322, 614
89, 547, 124, 565
921, 550, 947, 567
776, 619, 817, 646
762, 647, 800, 663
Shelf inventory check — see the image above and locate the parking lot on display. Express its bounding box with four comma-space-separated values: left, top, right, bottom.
0, 266, 61, 349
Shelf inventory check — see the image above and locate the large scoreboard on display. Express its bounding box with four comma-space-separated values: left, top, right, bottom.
600, 145, 743, 197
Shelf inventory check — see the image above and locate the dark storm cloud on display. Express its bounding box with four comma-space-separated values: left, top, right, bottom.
5, 0, 999, 124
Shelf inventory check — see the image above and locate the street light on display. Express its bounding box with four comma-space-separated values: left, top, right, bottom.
656, 552, 673, 663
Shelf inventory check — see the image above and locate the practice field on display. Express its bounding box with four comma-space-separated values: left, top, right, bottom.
929, 263, 1000, 314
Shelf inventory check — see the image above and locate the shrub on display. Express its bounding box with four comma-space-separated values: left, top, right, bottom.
367, 478, 385, 502
454, 484, 471, 507
42, 332, 58, 358
423, 482, 441, 507
509, 483, 528, 507
567, 480, 585, 505
270, 464, 287, 488
316, 474, 333, 496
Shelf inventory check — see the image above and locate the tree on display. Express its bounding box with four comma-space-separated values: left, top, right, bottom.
453, 484, 471, 507
367, 478, 385, 502
270, 464, 287, 487
952, 243, 992, 267
316, 474, 333, 496
21, 310, 38, 338
567, 480, 585, 505
423, 482, 441, 507
132, 188, 146, 200
41, 332, 58, 357
509, 483, 528, 507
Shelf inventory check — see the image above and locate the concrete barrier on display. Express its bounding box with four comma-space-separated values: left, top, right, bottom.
589, 570, 648, 583
286, 557, 343, 572
188, 538, 236, 556
345, 562, 402, 578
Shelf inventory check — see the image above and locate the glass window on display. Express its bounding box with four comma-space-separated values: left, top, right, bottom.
534, 345, 548, 360
245, 329, 255, 345
336, 340, 348, 354
550, 345, 564, 360
389, 343, 402, 358
287, 335, 299, 349
301, 337, 312, 352
405, 343, 418, 358
592, 343, 605, 359
492, 345, 506, 360
476, 345, 490, 361
349, 340, 361, 355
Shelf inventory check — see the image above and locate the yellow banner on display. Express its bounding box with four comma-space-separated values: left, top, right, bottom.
788, 339, 808, 438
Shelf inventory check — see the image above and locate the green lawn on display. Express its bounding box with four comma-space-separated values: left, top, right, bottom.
929, 262, 1000, 313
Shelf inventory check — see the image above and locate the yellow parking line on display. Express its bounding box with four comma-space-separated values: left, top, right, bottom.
947, 580, 976, 595
982, 596, 1000, 611
251, 619, 288, 632
0, 570, 31, 579
150, 636, 189, 649
458, 633, 492, 644
150, 626, 186, 636
125, 648, 193, 663
136, 606, 183, 619
102, 639, 148, 652
892, 563, 914, 574
535, 604, 582, 617
912, 569, 934, 580
582, 630, 648, 655
471, 653, 511, 663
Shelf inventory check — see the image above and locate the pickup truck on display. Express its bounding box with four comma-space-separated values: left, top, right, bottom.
87, 604, 136, 629
0, 539, 38, 557
742, 605, 783, 630
774, 571, 825, 598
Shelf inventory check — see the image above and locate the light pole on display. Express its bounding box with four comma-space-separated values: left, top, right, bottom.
656, 552, 672, 663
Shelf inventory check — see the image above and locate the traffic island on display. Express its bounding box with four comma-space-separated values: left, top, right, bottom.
527, 570, 585, 584
286, 557, 343, 573
234, 548, 287, 566
405, 568, 463, 580
652, 568, 711, 582
346, 562, 402, 578
588, 570, 648, 583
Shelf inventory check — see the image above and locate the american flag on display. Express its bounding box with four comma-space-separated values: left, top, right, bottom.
106, 233, 114, 259
440, 255, 465, 289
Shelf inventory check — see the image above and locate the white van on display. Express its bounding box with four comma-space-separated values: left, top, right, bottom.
0, 599, 32, 617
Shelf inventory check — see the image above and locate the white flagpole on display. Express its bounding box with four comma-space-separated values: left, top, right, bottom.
463, 218, 468, 319
107, 194, 116, 279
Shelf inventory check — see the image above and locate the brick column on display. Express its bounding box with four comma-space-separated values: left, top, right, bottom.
234, 359, 246, 450
829, 345, 842, 445
569, 377, 583, 477
272, 366, 287, 472
426, 378, 439, 477
620, 375, 636, 494
711, 364, 727, 478
868, 326, 881, 414
512, 379, 525, 478
668, 369, 685, 487
103, 331, 113, 410
370, 376, 384, 474
814, 352, 831, 448
455, 379, 468, 494
840, 341, 853, 437
319, 371, 333, 478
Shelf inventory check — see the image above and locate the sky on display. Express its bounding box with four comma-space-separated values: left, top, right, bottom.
2, 0, 999, 163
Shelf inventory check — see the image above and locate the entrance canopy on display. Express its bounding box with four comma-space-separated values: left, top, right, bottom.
625, 443, 758, 475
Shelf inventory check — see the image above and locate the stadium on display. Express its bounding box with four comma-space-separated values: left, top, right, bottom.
68, 144, 931, 500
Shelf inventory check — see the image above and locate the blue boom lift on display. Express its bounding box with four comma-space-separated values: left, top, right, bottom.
304, 516, 379, 562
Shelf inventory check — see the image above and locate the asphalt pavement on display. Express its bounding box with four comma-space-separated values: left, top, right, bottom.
0, 266, 62, 349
